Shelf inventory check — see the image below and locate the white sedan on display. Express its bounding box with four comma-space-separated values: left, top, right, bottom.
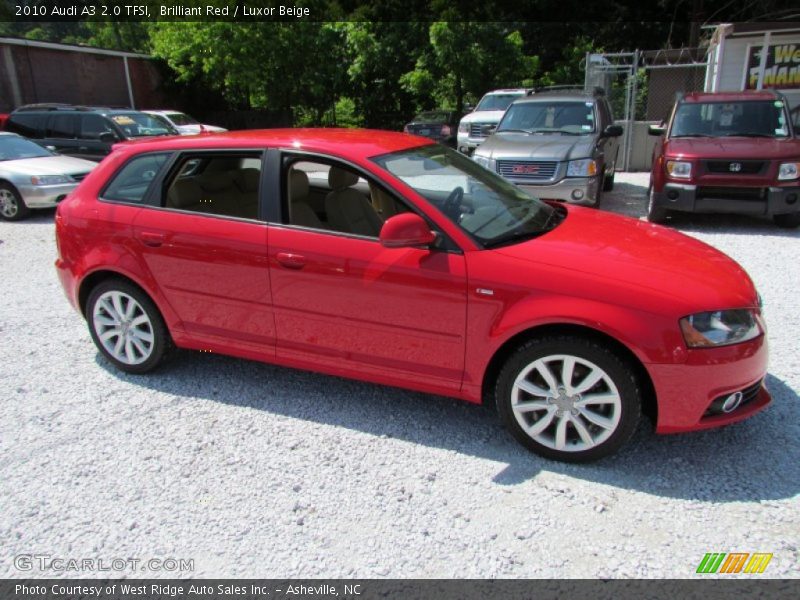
143, 110, 227, 135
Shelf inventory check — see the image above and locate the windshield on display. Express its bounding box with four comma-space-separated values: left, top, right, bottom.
371, 145, 557, 248
109, 113, 176, 138
475, 93, 523, 112
498, 101, 595, 134
167, 112, 199, 126
671, 100, 790, 138
0, 136, 53, 161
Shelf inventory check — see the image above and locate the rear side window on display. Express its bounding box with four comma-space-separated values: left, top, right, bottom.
103, 154, 170, 203
80, 114, 115, 140
163, 153, 263, 221
47, 114, 78, 139
6, 114, 45, 138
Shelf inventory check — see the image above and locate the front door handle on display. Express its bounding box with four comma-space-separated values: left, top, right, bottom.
137, 231, 166, 247
276, 252, 306, 269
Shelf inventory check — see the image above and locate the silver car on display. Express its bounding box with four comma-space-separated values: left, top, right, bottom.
0, 132, 96, 221
472, 89, 623, 206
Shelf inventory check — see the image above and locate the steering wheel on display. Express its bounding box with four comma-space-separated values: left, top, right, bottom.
443, 186, 464, 220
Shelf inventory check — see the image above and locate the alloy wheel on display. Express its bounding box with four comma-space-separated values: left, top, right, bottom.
92, 291, 155, 365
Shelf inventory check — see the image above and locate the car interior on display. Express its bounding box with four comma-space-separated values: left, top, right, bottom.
165, 155, 262, 220
285, 160, 409, 237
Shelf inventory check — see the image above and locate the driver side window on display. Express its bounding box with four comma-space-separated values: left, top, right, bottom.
283, 158, 409, 238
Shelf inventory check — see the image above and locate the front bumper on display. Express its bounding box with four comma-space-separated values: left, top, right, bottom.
652, 183, 800, 216
18, 182, 78, 209
457, 134, 486, 155
516, 176, 601, 206
649, 335, 771, 434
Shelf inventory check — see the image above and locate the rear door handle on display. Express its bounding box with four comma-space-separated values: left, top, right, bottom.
137, 231, 166, 247
276, 252, 306, 269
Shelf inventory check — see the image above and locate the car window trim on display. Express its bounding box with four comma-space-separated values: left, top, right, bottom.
277, 148, 463, 253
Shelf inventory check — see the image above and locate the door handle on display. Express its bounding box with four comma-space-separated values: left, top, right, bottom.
137, 231, 166, 247
276, 252, 306, 269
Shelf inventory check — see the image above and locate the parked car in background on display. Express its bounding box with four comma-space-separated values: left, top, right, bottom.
457, 88, 529, 155
55, 129, 769, 462
0, 113, 9, 129
143, 110, 227, 135
647, 90, 800, 228
473, 88, 622, 206
0, 132, 96, 220
4, 104, 179, 161
403, 110, 460, 147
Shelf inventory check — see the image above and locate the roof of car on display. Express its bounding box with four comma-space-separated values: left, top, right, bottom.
143, 110, 185, 115
681, 90, 781, 103
484, 89, 528, 95
113, 128, 435, 159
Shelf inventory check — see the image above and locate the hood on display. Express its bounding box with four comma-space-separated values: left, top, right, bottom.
493, 206, 757, 315
459, 110, 508, 126
476, 132, 596, 161
0, 155, 97, 177
665, 136, 800, 160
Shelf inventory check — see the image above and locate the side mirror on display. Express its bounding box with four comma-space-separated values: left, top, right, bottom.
648, 125, 666, 137
99, 132, 117, 144
603, 124, 623, 137
379, 213, 437, 249
481, 124, 497, 136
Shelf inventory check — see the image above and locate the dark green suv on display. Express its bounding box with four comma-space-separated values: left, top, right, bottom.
5, 104, 179, 161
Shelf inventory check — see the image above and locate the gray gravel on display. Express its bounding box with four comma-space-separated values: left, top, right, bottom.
1, 172, 798, 579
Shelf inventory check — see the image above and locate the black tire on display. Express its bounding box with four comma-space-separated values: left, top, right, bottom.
86, 279, 169, 374
495, 335, 641, 462
0, 183, 30, 221
646, 185, 668, 224
773, 212, 800, 228
603, 170, 615, 192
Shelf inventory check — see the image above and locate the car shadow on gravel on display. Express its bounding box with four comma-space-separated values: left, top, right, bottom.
97, 352, 799, 503
604, 179, 800, 238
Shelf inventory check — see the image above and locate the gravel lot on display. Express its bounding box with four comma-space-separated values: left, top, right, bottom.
1, 172, 798, 579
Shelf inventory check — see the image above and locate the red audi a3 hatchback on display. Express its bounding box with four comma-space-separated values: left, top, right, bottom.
55, 129, 770, 462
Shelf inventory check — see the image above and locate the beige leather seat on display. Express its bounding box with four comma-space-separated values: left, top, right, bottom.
167, 178, 202, 210
325, 167, 383, 236
370, 181, 404, 218
288, 169, 324, 229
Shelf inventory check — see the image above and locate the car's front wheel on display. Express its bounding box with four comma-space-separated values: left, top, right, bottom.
646, 184, 668, 223
495, 335, 641, 462
86, 279, 169, 374
0, 183, 30, 221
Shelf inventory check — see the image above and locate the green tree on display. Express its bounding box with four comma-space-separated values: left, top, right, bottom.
401, 22, 539, 114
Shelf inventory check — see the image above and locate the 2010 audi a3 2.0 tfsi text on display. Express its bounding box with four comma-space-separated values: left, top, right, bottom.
54, 128, 770, 462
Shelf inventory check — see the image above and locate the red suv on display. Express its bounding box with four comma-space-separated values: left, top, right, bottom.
55, 129, 770, 462
647, 90, 800, 228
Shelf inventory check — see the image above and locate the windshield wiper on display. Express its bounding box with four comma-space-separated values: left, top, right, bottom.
671, 133, 712, 138
721, 132, 773, 138
484, 229, 548, 249
497, 128, 534, 134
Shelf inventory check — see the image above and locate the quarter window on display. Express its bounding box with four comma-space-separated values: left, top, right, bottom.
164, 153, 263, 220
103, 154, 170, 203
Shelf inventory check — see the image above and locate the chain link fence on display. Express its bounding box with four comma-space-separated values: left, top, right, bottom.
585, 49, 708, 171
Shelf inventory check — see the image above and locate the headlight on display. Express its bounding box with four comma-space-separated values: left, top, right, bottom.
472, 155, 490, 169
778, 162, 800, 181
666, 160, 692, 179
31, 175, 70, 186
679, 309, 761, 348
458, 121, 469, 133
566, 158, 598, 177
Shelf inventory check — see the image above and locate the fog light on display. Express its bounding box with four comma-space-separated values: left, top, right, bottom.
571, 189, 584, 200
667, 190, 679, 200
721, 391, 744, 413
786, 193, 797, 205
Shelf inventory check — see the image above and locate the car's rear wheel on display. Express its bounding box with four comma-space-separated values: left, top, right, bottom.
0, 183, 30, 221
495, 335, 641, 462
86, 279, 168, 374
646, 184, 668, 224
773, 212, 800, 228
